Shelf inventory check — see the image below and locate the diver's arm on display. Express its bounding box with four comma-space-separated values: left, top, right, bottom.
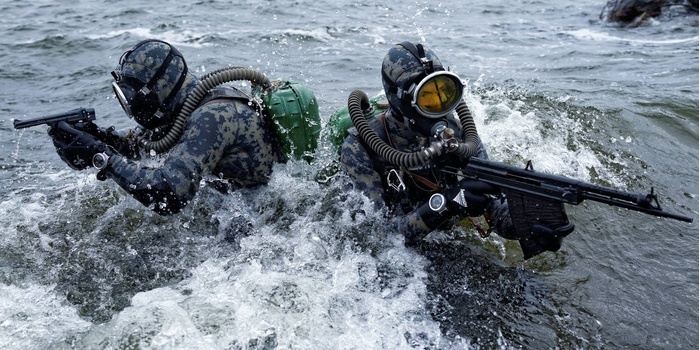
71, 121, 141, 158
400, 141, 516, 244
341, 134, 446, 244
395, 204, 450, 245
465, 141, 517, 239
103, 105, 230, 215
104, 155, 193, 215
340, 135, 387, 206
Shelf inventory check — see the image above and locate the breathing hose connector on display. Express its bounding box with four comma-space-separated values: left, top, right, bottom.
436, 127, 462, 154
348, 90, 483, 168
423, 141, 443, 159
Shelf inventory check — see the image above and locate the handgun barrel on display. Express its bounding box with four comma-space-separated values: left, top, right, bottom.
13, 108, 95, 129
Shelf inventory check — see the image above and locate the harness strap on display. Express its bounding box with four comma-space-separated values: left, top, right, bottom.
379, 113, 442, 192
411, 173, 443, 192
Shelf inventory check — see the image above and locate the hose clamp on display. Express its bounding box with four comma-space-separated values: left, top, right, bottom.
423, 140, 444, 159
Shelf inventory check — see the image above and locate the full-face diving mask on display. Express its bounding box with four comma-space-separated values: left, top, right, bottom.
399, 70, 465, 119
110, 39, 189, 130
111, 80, 137, 118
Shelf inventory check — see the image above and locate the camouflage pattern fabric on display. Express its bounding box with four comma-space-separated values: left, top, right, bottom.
104, 92, 283, 215
340, 110, 514, 244
117, 40, 189, 116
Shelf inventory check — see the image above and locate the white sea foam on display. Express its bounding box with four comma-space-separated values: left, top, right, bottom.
0, 284, 90, 349
86, 28, 211, 48
567, 28, 699, 45
65, 167, 458, 349
81, 254, 439, 349
465, 85, 625, 187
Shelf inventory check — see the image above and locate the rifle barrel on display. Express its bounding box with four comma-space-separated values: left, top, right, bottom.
447, 157, 694, 223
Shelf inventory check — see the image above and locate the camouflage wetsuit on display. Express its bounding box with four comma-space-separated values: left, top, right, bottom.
341, 110, 513, 243
104, 87, 283, 215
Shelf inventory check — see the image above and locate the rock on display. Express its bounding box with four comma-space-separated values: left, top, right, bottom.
600, 0, 698, 26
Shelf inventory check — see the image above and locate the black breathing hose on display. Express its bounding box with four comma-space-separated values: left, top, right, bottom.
347, 90, 481, 168
139, 67, 273, 154
348, 90, 428, 168
453, 99, 481, 158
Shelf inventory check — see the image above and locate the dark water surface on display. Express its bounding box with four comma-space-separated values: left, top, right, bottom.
0, 0, 697, 349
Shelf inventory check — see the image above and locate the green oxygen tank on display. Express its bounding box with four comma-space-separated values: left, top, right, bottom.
325, 93, 389, 152
255, 81, 321, 161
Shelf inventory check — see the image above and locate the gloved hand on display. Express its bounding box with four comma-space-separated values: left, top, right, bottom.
48, 121, 107, 170
443, 178, 499, 217
70, 121, 101, 136
71, 121, 125, 148
531, 221, 575, 253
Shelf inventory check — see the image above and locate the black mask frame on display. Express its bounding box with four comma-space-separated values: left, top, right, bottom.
110, 39, 189, 129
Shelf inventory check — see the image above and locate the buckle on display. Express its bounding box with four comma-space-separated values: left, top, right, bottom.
387, 169, 406, 192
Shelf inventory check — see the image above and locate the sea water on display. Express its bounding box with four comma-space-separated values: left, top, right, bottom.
0, 0, 697, 348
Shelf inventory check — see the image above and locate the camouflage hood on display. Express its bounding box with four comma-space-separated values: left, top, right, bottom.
113, 39, 198, 130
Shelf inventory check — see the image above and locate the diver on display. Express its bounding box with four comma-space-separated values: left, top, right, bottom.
48, 39, 312, 215
340, 42, 576, 257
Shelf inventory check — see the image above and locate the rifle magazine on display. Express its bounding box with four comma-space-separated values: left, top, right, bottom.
505, 189, 572, 260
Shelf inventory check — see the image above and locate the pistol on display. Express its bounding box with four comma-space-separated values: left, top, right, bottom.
13, 107, 96, 130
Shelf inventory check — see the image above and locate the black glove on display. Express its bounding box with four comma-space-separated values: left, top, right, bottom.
411, 179, 499, 241
70, 121, 101, 137
443, 179, 499, 217
72, 121, 127, 150
48, 121, 107, 170
531, 222, 575, 252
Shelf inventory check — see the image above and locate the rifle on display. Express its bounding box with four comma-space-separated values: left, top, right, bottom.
13, 107, 95, 129
441, 157, 694, 259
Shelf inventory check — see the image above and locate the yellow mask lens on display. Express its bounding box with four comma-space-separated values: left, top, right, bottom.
414, 73, 462, 116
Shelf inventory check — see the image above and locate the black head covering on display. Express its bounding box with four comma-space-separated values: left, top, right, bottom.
112, 39, 197, 130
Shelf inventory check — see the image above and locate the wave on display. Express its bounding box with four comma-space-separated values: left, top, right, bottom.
467, 82, 628, 188
567, 28, 699, 45
0, 283, 91, 349
85, 28, 213, 48
258, 27, 336, 43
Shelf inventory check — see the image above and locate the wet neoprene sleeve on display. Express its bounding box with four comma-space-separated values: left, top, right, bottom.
103, 98, 281, 215
104, 153, 190, 215
401, 200, 451, 244
341, 133, 450, 244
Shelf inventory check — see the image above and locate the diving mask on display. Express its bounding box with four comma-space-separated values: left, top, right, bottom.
401, 71, 465, 118
111, 81, 135, 118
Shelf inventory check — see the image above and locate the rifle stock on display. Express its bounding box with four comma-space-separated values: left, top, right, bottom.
13, 107, 96, 130
443, 157, 694, 223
